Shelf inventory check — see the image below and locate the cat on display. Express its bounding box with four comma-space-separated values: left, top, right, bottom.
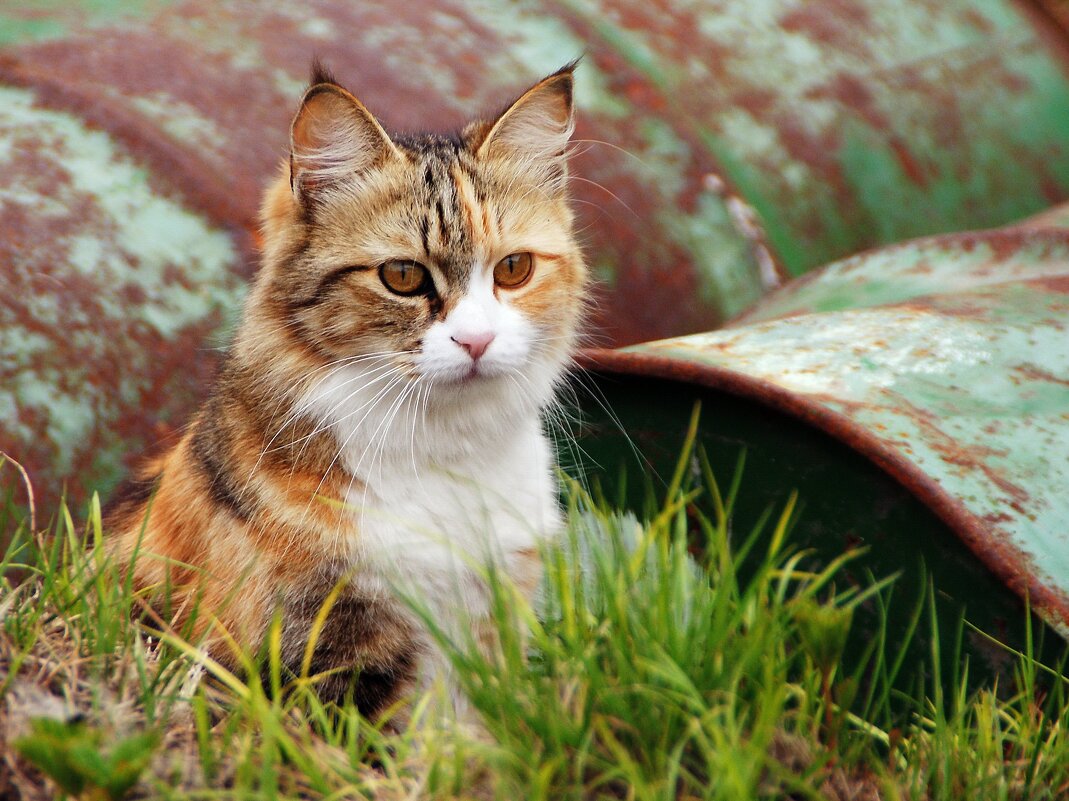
104, 61, 587, 721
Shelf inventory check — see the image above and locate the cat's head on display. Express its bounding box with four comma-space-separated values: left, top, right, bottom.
253, 63, 586, 429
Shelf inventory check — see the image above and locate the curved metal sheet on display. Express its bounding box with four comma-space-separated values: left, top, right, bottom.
4, 0, 1069, 343
0, 86, 243, 511
4, 0, 1069, 513
581, 213, 1069, 633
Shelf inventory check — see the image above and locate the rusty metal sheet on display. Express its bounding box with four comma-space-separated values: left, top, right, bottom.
555, 0, 1069, 279
0, 1, 179, 47
0, 0, 762, 344
733, 226, 1069, 324
4, 0, 1069, 344
581, 213, 1069, 633
4, 1, 1069, 511
0, 86, 242, 512
1032, 0, 1069, 42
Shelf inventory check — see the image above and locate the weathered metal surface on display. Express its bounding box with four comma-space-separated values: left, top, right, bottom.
580, 214, 1069, 633
556, 0, 1069, 281
1031, 0, 1069, 42
3, 0, 1069, 342
0, 86, 242, 512
4, 0, 1069, 511
571, 371, 1063, 687
1016, 200, 1069, 231
0, 1, 178, 47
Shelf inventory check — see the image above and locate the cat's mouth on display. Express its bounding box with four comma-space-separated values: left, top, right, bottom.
440, 362, 498, 386
418, 352, 519, 386
459, 363, 487, 383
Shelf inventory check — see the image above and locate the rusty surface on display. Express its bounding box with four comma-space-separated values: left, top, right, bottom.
4, 0, 1069, 344
1029, 0, 1069, 41
579, 213, 1069, 632
0, 86, 243, 512
553, 0, 1069, 281
4, 0, 1069, 512
1014, 200, 1069, 231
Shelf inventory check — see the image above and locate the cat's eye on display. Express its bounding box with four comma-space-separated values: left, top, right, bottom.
494, 252, 534, 288
380, 260, 431, 296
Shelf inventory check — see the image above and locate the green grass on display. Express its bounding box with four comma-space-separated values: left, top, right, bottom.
2, 442, 1069, 799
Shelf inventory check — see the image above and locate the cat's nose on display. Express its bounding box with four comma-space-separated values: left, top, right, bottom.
451, 331, 495, 361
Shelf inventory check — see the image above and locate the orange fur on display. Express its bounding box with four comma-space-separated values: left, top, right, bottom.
105, 63, 586, 717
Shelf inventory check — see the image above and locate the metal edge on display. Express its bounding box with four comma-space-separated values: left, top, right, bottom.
575, 346, 1069, 633
727, 223, 1069, 326
1020, 0, 1069, 76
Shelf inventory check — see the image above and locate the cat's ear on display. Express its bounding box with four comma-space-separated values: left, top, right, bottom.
289, 81, 401, 207
475, 63, 576, 184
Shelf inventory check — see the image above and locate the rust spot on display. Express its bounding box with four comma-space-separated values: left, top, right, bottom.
779, 0, 873, 51
961, 9, 995, 34
1013, 364, 1069, 387
888, 138, 927, 186
732, 87, 779, 117
1027, 275, 1069, 294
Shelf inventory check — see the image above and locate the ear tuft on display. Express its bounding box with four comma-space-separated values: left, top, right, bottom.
289, 78, 400, 209
476, 63, 577, 186
309, 56, 340, 88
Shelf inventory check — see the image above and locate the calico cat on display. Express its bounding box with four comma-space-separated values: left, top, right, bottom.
105, 62, 587, 719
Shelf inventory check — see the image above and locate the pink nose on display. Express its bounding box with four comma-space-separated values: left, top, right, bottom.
451, 331, 495, 361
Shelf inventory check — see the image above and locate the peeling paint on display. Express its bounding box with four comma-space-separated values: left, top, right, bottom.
6, 0, 1067, 345
0, 86, 241, 502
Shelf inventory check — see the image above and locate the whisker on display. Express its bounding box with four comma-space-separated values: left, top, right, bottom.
568, 175, 640, 220
565, 362, 650, 484
243, 353, 410, 491
286, 362, 407, 454
350, 376, 423, 521
300, 373, 410, 525
568, 137, 647, 167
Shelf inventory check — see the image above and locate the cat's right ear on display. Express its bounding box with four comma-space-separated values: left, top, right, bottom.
474, 63, 576, 187
289, 84, 401, 208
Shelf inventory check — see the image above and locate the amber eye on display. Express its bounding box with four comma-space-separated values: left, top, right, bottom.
493, 252, 534, 288
380, 260, 430, 296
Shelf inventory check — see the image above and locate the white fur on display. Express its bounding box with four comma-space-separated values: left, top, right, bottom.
414, 265, 537, 384
300, 266, 566, 630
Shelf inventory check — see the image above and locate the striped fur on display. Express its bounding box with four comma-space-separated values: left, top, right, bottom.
105, 63, 586, 720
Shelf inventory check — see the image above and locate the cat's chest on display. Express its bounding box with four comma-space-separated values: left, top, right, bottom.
345, 423, 560, 579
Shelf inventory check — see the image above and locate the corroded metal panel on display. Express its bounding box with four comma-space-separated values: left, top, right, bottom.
582, 213, 1069, 632
3, 0, 1069, 522
0, 1, 178, 47
734, 228, 1069, 323
3, 0, 1069, 343
0, 86, 242, 510
556, 0, 1069, 277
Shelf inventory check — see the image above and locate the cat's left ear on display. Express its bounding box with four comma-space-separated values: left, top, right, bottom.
475, 63, 576, 184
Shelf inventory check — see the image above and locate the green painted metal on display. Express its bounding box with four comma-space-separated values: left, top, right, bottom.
0, 0, 1068, 637
556, 0, 1069, 280
0, 86, 242, 509
3, 0, 1069, 341
0, 1, 177, 47
570, 371, 1063, 687
581, 213, 1069, 634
